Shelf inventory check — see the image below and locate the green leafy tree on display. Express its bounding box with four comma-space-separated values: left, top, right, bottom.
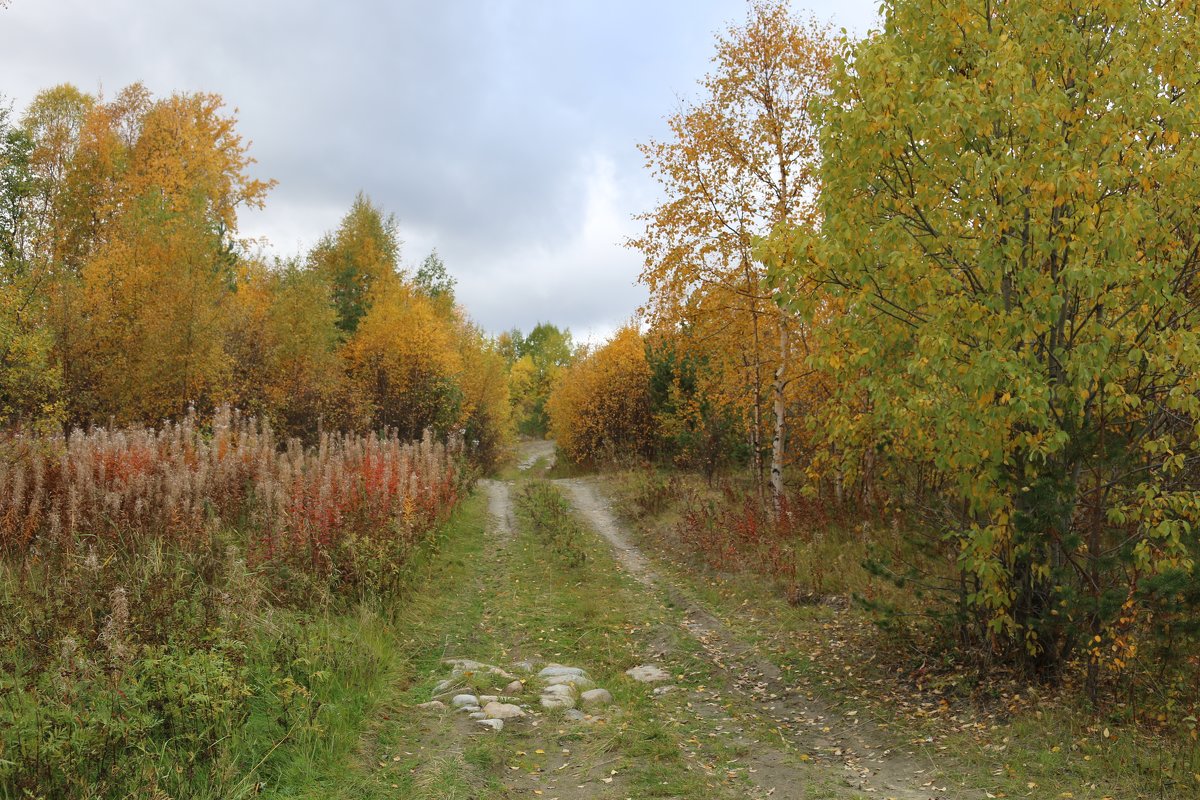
767, 0, 1200, 676
309, 193, 400, 335
507, 322, 574, 436
414, 248, 455, 301
646, 329, 743, 478
0, 101, 60, 427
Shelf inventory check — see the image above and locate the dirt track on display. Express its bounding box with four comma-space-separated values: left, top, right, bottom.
557, 475, 948, 800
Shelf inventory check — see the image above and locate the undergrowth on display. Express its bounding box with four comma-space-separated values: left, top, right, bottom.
0, 410, 471, 799
610, 467, 1200, 798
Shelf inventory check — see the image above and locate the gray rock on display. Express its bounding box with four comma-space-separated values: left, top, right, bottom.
538, 664, 587, 679
451, 694, 479, 708
433, 679, 456, 694
540, 694, 575, 710
504, 679, 524, 694
580, 688, 613, 707
478, 695, 499, 704
564, 709, 587, 721
652, 685, 677, 696
626, 664, 671, 683
445, 659, 516, 681
469, 711, 486, 720
542, 683, 576, 699
458, 704, 481, 713
416, 700, 446, 711
542, 674, 595, 689
477, 718, 504, 731
483, 701, 526, 720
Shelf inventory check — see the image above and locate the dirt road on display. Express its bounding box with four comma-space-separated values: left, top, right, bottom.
558, 476, 949, 800
345, 441, 952, 799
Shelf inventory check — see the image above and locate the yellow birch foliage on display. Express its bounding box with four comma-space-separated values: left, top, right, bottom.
75, 88, 271, 422
631, 0, 835, 490
343, 283, 464, 439
547, 326, 653, 465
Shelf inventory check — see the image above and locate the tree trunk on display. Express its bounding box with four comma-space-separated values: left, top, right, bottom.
770, 320, 789, 518
743, 350, 765, 507
744, 258, 766, 510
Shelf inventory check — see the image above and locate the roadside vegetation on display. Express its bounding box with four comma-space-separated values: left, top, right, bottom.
606, 467, 1199, 798
0, 409, 468, 797
0, 75, 501, 798
3, 0, 1200, 797
546, 0, 1200, 794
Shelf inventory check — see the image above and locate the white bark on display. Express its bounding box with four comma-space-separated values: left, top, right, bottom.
770, 321, 789, 518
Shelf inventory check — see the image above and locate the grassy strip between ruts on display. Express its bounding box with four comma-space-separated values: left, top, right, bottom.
302, 478, 857, 799
600, 471, 1200, 800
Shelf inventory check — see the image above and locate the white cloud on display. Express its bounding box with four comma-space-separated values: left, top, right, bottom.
0, 0, 882, 341
453, 151, 647, 337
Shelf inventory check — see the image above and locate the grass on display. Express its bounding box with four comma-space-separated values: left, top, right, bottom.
310, 476, 835, 799
268, 489, 499, 799
603, 468, 1200, 800
0, 486, 483, 800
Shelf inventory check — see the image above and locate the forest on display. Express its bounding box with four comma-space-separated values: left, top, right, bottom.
2, 0, 1199, 798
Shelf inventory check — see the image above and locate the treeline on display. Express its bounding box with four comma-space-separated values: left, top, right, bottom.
549, 0, 1200, 709
0, 83, 510, 464
498, 322, 574, 437
0, 82, 494, 796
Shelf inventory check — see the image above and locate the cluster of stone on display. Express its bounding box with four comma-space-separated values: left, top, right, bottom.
416, 659, 675, 732
535, 664, 613, 720
416, 658, 617, 731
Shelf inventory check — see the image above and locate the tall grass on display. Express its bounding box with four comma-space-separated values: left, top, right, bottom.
0, 408, 467, 798
0, 406, 461, 593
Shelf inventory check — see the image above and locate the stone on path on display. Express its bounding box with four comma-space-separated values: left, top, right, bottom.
469, 711, 486, 720
626, 664, 671, 683
543, 673, 595, 689
542, 684, 576, 699
444, 658, 517, 681
538, 664, 588, 680
540, 694, 575, 710
483, 701, 526, 720
451, 694, 479, 708
477, 718, 504, 731
504, 679, 524, 694
580, 688, 613, 707
415, 700, 445, 711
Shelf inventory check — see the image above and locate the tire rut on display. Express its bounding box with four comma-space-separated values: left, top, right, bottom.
479, 478, 514, 543
557, 477, 952, 800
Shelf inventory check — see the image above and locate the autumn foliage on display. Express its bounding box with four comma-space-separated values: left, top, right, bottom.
632, 0, 836, 509
542, 0, 1200, 712
547, 326, 653, 465
0, 83, 511, 465
0, 407, 461, 597
0, 79, 507, 796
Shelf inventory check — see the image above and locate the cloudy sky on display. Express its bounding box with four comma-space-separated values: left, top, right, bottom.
0, 0, 878, 342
